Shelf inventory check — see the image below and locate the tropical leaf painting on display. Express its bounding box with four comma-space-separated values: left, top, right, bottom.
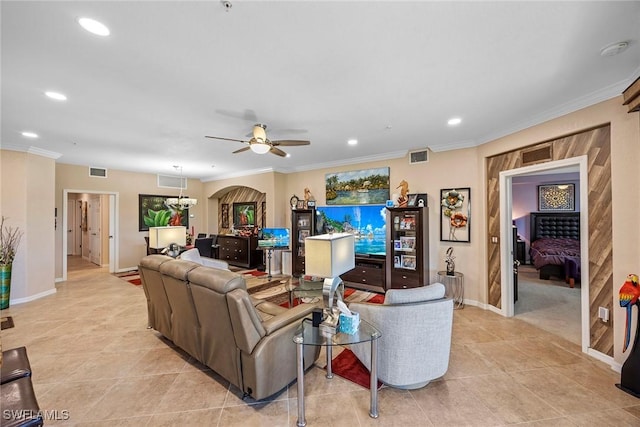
139, 194, 188, 231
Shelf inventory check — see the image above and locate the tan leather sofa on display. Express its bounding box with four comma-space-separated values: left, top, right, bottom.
139, 255, 319, 400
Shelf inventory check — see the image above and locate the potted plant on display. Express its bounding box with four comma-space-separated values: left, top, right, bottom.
0, 216, 23, 309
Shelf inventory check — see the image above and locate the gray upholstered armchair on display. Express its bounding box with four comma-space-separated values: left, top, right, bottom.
347, 283, 453, 389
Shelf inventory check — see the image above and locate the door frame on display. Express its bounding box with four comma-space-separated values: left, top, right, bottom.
62, 189, 119, 281
499, 156, 589, 353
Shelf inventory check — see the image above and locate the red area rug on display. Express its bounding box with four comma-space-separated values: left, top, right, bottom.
332, 349, 382, 390
114, 270, 141, 286
242, 270, 268, 277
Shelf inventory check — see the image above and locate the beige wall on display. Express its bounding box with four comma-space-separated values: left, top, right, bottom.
477, 96, 640, 365
1, 150, 56, 302
55, 164, 204, 274
283, 152, 483, 302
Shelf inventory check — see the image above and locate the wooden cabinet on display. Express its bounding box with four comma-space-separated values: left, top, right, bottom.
341, 255, 386, 293
386, 207, 429, 289
291, 209, 316, 277
217, 235, 261, 269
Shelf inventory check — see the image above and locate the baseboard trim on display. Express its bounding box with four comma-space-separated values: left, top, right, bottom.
587, 348, 621, 372
10, 288, 57, 305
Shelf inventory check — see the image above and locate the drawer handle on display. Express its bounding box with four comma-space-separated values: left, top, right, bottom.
361, 279, 367, 283
402, 275, 407, 279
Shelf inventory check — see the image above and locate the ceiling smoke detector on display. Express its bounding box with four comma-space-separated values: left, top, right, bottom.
600, 41, 629, 57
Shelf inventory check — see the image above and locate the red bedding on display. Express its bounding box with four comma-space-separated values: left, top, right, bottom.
529, 238, 580, 270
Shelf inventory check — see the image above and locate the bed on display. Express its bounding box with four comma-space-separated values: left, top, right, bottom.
529, 212, 580, 284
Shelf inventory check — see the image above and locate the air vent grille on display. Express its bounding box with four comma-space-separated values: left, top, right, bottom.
89, 167, 107, 178
521, 143, 553, 166
157, 174, 187, 189
409, 149, 429, 164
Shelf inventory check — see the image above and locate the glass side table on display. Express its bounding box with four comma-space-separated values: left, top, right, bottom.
436, 271, 464, 309
293, 318, 381, 427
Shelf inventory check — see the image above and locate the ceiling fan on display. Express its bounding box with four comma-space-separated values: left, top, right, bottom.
205, 124, 310, 157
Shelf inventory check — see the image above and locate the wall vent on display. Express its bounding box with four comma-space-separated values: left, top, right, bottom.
89, 167, 107, 178
521, 143, 553, 166
157, 174, 187, 189
409, 149, 429, 164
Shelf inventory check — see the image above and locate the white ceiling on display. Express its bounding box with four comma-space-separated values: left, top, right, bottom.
2, 1, 639, 181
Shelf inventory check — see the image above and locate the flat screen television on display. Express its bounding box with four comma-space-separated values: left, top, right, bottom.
258, 227, 290, 248
315, 205, 387, 256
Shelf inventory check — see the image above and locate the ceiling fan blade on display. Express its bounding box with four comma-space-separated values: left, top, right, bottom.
232, 146, 251, 154
205, 135, 248, 143
271, 140, 310, 146
270, 146, 287, 157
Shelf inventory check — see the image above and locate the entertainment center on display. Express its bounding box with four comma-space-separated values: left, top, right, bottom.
293, 205, 429, 293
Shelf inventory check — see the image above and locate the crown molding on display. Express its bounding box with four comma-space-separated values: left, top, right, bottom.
290, 150, 408, 173
477, 70, 640, 146
1, 144, 62, 159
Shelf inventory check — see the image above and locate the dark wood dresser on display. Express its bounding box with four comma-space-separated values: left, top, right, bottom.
217, 235, 261, 269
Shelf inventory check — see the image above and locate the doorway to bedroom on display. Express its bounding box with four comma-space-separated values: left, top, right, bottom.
499, 156, 588, 350
510, 166, 582, 345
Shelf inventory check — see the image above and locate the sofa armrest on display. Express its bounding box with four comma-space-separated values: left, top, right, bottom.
261, 303, 316, 335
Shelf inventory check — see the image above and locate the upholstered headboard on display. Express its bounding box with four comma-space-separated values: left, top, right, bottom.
530, 212, 580, 242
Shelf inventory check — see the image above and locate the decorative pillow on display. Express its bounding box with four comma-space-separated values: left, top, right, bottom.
384, 283, 446, 305
179, 248, 202, 264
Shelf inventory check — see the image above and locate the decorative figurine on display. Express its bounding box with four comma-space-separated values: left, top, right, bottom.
396, 180, 409, 207
617, 273, 640, 397
445, 247, 455, 276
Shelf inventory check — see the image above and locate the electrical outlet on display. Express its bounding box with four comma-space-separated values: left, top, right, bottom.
598, 306, 609, 322
491, 236, 499, 243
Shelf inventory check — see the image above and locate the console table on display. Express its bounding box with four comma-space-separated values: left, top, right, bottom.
217, 235, 261, 269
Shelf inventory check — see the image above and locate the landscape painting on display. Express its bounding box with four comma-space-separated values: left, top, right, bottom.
325, 167, 390, 205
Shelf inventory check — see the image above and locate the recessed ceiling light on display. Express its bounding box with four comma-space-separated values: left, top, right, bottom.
78, 17, 110, 36
45, 91, 67, 101
348, 139, 358, 145
286, 153, 291, 158
600, 41, 629, 57
447, 117, 462, 126
21, 131, 39, 138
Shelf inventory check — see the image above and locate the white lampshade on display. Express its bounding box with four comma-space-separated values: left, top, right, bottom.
149, 226, 186, 249
304, 233, 355, 277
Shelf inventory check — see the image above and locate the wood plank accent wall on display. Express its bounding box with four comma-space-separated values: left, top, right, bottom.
486, 125, 613, 356
218, 187, 266, 234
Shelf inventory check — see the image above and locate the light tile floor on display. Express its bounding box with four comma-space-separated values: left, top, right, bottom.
1, 258, 639, 426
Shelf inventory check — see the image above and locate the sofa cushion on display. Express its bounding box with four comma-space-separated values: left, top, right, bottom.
384, 283, 446, 305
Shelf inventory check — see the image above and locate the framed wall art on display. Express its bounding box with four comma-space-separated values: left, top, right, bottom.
221, 203, 229, 228
233, 202, 256, 228
139, 194, 188, 232
538, 184, 575, 211
440, 188, 470, 242
325, 167, 390, 205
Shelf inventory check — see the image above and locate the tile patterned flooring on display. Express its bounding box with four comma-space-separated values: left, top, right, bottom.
1, 259, 639, 426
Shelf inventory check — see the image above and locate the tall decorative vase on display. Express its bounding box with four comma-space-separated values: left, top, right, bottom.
0, 264, 11, 309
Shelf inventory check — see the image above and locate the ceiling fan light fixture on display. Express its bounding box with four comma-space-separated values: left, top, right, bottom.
253, 124, 267, 143
250, 142, 271, 154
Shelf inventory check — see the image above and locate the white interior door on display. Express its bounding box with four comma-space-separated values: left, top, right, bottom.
89, 195, 101, 265
67, 200, 75, 255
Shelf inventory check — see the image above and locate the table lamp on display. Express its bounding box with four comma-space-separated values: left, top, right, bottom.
149, 226, 186, 257
304, 232, 355, 333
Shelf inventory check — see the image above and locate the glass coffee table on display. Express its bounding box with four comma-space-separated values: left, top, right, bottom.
293, 318, 381, 427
